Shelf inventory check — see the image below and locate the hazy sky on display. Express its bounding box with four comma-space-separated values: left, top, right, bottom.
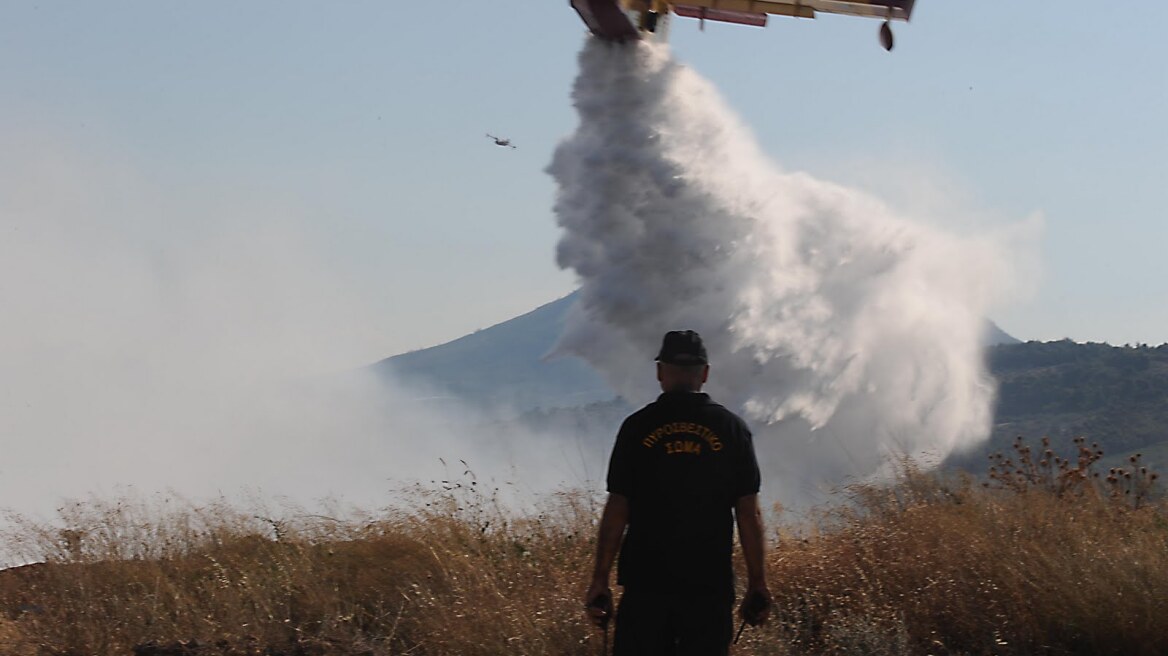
2, 0, 1165, 365
0, 0, 1165, 539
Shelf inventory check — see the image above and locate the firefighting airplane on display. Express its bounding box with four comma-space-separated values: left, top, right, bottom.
486, 134, 517, 149
571, 0, 916, 50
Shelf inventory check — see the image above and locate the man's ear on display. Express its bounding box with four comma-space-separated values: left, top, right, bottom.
701, 365, 710, 383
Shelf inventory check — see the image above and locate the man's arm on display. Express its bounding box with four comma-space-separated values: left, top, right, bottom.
734, 493, 772, 624
584, 493, 629, 627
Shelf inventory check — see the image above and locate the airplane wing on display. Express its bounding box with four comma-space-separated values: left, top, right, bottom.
572, 0, 915, 42
673, 0, 915, 26
812, 0, 915, 20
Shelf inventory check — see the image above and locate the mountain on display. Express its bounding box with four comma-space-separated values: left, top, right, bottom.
373, 295, 1167, 473
986, 322, 1021, 346
371, 293, 613, 411
952, 339, 1168, 470
371, 291, 1020, 411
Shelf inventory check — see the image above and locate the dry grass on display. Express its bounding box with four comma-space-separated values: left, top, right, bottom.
0, 480, 601, 656
751, 475, 1168, 654
1, 439, 1165, 655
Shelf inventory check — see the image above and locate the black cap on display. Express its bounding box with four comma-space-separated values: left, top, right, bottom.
655, 330, 708, 366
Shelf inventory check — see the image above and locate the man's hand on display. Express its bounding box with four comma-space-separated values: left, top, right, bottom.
585, 494, 627, 631
739, 584, 773, 627
734, 494, 771, 627
584, 580, 614, 629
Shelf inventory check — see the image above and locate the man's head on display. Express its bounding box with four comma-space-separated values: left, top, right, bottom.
655, 330, 710, 392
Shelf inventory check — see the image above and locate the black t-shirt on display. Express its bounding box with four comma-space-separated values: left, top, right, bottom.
606, 391, 761, 595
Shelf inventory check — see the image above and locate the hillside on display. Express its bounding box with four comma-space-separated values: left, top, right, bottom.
372, 294, 1167, 472
513, 341, 1168, 474
958, 340, 1168, 470
372, 294, 613, 412
372, 291, 1019, 412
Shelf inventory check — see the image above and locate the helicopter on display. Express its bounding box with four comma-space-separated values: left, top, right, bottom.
486, 134, 517, 149
570, 0, 916, 51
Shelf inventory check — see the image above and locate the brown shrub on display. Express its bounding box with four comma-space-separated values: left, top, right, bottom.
0, 439, 1164, 655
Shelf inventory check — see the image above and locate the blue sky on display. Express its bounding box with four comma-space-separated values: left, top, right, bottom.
3, 0, 1165, 359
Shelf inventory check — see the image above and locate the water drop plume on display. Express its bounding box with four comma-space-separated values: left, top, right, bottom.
547, 40, 1014, 507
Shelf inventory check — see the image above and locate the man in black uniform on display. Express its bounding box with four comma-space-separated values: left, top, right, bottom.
585, 330, 772, 655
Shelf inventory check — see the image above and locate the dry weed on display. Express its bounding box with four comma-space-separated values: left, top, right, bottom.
0, 439, 1163, 655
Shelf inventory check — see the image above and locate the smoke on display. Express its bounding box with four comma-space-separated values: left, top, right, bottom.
0, 37, 1034, 553
548, 41, 1030, 507
0, 128, 589, 546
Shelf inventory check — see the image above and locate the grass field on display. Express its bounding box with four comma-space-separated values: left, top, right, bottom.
0, 439, 1164, 655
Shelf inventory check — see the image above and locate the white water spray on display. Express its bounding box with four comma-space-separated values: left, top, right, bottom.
548, 41, 1019, 506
